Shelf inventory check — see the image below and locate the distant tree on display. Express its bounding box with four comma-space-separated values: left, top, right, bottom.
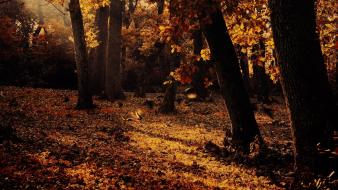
157, 0, 164, 14
69, 0, 93, 108
158, 0, 179, 114
191, 29, 209, 100
89, 6, 109, 95
106, 0, 125, 100
158, 55, 179, 114
269, 0, 337, 186
251, 39, 270, 103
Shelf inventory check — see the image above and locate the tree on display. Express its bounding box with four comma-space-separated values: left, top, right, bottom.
158, 53, 180, 114
236, 45, 251, 96
157, 0, 164, 14
251, 39, 270, 103
89, 6, 109, 95
106, 0, 125, 100
158, 0, 179, 114
69, 0, 93, 109
269, 0, 337, 185
191, 29, 209, 100
158, 78, 177, 114
198, 2, 263, 151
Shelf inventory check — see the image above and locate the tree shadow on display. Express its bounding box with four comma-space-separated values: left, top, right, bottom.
203, 141, 294, 189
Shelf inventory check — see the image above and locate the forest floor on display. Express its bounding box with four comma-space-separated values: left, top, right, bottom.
0, 86, 297, 189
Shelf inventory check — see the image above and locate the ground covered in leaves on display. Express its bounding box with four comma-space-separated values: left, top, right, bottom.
0, 86, 297, 189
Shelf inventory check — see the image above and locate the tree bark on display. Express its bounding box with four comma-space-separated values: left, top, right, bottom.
157, 0, 165, 14
251, 40, 269, 103
158, 1, 178, 113
106, 0, 125, 100
336, 36, 338, 100
69, 0, 93, 109
191, 29, 208, 100
199, 3, 262, 151
158, 78, 177, 114
89, 6, 109, 95
238, 48, 251, 96
269, 0, 337, 184
158, 50, 180, 114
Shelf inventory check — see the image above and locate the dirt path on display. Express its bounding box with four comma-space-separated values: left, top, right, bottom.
0, 86, 293, 189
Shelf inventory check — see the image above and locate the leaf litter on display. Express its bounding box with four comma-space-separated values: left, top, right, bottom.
0, 86, 298, 189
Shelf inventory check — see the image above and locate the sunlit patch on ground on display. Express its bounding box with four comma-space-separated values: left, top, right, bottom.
129, 122, 282, 190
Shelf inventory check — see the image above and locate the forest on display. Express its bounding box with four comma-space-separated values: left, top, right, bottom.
0, 0, 337, 189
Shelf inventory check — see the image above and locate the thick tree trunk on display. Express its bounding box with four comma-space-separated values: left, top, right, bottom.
106, 0, 125, 100
89, 6, 109, 95
69, 0, 93, 109
199, 4, 262, 151
192, 29, 208, 100
269, 0, 337, 184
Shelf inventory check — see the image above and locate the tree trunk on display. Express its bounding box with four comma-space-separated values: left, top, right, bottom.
158, 78, 177, 114
158, 45, 170, 83
199, 3, 262, 151
269, 0, 337, 185
106, 0, 125, 100
238, 48, 251, 96
89, 6, 109, 95
336, 37, 338, 100
251, 40, 269, 103
191, 29, 208, 100
158, 0, 180, 114
157, 0, 165, 14
158, 50, 180, 114
134, 64, 146, 97
69, 0, 93, 109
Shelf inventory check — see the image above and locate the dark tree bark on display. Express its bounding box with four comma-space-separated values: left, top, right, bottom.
191, 29, 208, 100
89, 6, 109, 95
133, 42, 165, 97
157, 0, 165, 14
156, 0, 170, 89
269, 0, 337, 184
336, 37, 338, 99
106, 0, 125, 100
158, 78, 177, 114
251, 39, 269, 103
158, 48, 180, 114
237, 48, 251, 96
199, 3, 262, 151
158, 45, 170, 83
69, 0, 93, 109
158, 0, 178, 113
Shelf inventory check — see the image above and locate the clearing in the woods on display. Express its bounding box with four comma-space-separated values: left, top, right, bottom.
1, 86, 295, 189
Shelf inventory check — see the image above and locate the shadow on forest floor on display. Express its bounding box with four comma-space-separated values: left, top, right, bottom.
1, 86, 317, 189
